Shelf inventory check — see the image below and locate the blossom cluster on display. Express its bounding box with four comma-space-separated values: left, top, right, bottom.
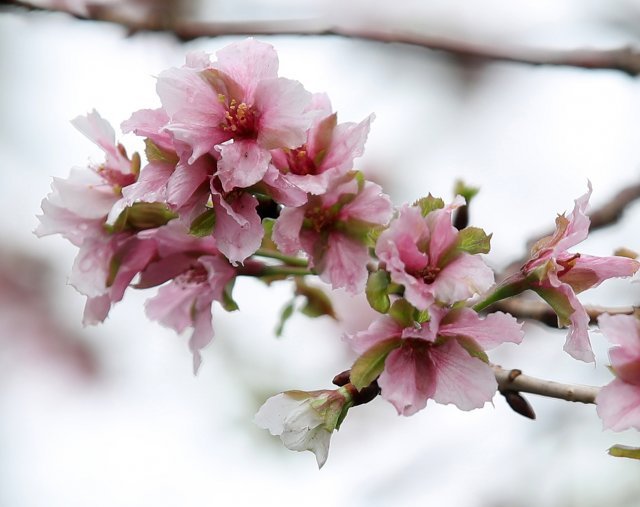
37, 38, 640, 467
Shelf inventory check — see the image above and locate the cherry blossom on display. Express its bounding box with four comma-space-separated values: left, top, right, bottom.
376, 198, 494, 309
348, 306, 523, 415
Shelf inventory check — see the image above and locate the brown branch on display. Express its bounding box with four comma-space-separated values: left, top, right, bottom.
493, 366, 599, 404
4, 0, 640, 76
493, 297, 638, 327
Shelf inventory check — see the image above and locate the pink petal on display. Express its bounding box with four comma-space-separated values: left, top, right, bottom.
377, 343, 437, 416
316, 232, 370, 294
213, 192, 263, 264
340, 180, 392, 226
596, 378, 640, 431
166, 157, 212, 209
157, 67, 229, 163
347, 316, 403, 355
426, 208, 458, 267
261, 165, 308, 207
82, 294, 111, 325
272, 207, 305, 255
121, 108, 174, 153
440, 308, 524, 349
555, 182, 592, 253
559, 283, 594, 363
429, 253, 495, 304
214, 39, 279, 99
216, 140, 271, 191
254, 77, 313, 150
560, 254, 640, 293
318, 114, 374, 174
429, 338, 498, 410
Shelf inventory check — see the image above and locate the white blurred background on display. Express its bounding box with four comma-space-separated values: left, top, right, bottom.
2, 1, 640, 506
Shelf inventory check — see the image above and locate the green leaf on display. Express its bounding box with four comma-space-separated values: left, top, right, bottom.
413, 194, 444, 217
275, 300, 296, 337
189, 209, 216, 237
608, 445, 640, 460
221, 279, 239, 312
296, 280, 337, 319
106, 255, 121, 288
453, 180, 479, 203
350, 338, 402, 390
456, 227, 492, 255
144, 138, 178, 165
366, 270, 391, 314
389, 299, 416, 328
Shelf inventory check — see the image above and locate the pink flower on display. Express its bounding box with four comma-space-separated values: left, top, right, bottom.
36, 110, 139, 244
156, 39, 313, 189
273, 173, 392, 293
270, 93, 374, 195
376, 200, 495, 309
145, 254, 236, 372
348, 307, 524, 415
488, 183, 640, 363
596, 313, 640, 431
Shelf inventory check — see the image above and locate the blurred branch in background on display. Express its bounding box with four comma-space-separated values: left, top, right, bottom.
5, 0, 640, 76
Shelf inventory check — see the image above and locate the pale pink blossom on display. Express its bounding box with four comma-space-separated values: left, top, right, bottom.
348, 307, 524, 415
376, 201, 494, 309
596, 314, 640, 431
270, 93, 374, 195
273, 173, 392, 293
156, 39, 313, 188
492, 183, 640, 363
254, 387, 354, 468
145, 254, 236, 372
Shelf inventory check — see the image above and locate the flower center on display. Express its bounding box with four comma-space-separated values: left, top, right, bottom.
286, 147, 318, 176
305, 205, 337, 233
219, 96, 257, 138
177, 264, 208, 287
411, 265, 441, 284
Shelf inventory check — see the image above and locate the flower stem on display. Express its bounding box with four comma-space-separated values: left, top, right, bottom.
254, 248, 309, 267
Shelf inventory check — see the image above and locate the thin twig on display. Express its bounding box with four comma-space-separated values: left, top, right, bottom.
493, 366, 600, 404
4, 0, 640, 76
492, 297, 638, 327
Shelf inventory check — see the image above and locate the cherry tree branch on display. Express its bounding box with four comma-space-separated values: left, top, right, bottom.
492, 298, 638, 327
493, 366, 600, 404
5, 0, 640, 76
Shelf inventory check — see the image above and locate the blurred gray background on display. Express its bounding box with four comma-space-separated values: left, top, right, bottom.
2, 1, 640, 506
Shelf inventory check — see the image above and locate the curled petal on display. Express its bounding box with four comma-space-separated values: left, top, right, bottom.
429, 253, 495, 305
439, 308, 524, 350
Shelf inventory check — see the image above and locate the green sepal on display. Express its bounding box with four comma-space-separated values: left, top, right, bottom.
144, 138, 178, 165
456, 227, 492, 255
220, 278, 239, 312
473, 275, 530, 312
130, 151, 141, 177
414, 308, 430, 324
533, 286, 572, 327
456, 336, 489, 363
608, 445, 640, 460
106, 255, 121, 288
453, 180, 479, 203
366, 270, 391, 314
189, 208, 216, 238
413, 194, 445, 217
389, 298, 416, 328
275, 300, 296, 337
260, 218, 278, 251
106, 202, 178, 233
296, 280, 337, 319
350, 338, 402, 390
